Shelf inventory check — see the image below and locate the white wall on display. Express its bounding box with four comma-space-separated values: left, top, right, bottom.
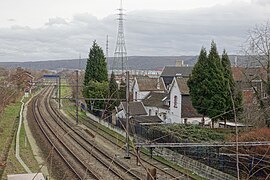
181, 117, 212, 126
168, 80, 182, 123
116, 110, 126, 119
133, 80, 139, 101
132, 80, 150, 101
144, 106, 169, 121
140, 91, 150, 101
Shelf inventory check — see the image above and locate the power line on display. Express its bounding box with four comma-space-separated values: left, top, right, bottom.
135, 141, 270, 148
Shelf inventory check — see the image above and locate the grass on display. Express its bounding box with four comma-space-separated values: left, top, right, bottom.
61, 80, 72, 98
0, 95, 40, 179
18, 123, 39, 172
0, 102, 21, 153
0, 100, 22, 179
148, 124, 232, 143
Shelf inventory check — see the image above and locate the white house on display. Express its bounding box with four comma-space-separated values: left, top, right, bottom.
168, 77, 210, 124
142, 92, 170, 122
115, 101, 162, 125
132, 76, 166, 102
116, 101, 147, 119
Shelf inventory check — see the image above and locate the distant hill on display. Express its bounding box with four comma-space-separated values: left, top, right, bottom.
0, 55, 248, 70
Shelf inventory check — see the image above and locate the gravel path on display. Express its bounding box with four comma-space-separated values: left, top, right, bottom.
23, 94, 50, 178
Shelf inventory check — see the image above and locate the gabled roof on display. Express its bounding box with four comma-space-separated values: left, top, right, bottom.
175, 77, 189, 95
120, 102, 147, 116
170, 77, 189, 95
136, 76, 165, 91
181, 95, 202, 118
231, 67, 266, 82
143, 92, 169, 109
161, 66, 193, 77
132, 116, 162, 124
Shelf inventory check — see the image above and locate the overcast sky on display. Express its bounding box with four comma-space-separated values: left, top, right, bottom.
0, 0, 270, 62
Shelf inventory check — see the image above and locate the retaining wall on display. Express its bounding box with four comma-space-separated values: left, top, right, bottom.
86, 112, 131, 140
155, 148, 237, 180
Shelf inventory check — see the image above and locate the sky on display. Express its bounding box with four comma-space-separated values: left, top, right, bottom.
0, 0, 270, 62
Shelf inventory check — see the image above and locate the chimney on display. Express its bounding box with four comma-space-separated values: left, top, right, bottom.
234, 56, 238, 67
157, 78, 160, 90
175, 60, 184, 67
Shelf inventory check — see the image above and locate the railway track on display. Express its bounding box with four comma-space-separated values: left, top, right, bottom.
32, 87, 143, 179
32, 87, 100, 179
66, 104, 192, 179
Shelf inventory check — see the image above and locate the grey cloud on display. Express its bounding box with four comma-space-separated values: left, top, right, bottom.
7, 18, 16, 22
252, 0, 270, 5
45, 17, 68, 26
0, 2, 270, 62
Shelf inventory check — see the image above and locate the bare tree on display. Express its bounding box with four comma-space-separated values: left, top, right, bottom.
243, 20, 270, 127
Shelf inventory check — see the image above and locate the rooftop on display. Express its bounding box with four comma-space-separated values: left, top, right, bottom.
136, 76, 165, 91
161, 66, 193, 77
143, 92, 169, 109
120, 102, 147, 116
181, 95, 202, 118
131, 116, 163, 124
175, 77, 189, 95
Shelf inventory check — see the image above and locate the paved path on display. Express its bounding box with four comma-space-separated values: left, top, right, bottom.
15, 96, 32, 173
23, 93, 50, 178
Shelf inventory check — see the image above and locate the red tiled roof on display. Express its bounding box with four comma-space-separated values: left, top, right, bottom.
231, 67, 266, 82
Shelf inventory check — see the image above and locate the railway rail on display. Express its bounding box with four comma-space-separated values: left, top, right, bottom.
32, 88, 99, 179
32, 87, 143, 179
66, 105, 192, 179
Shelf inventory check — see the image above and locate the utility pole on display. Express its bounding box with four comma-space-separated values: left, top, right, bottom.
106, 35, 109, 64
79, 53, 81, 70
58, 75, 61, 109
124, 71, 130, 159
75, 70, 79, 125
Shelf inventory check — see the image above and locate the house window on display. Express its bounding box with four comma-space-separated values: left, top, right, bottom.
163, 114, 166, 120
252, 87, 257, 93
155, 110, 158, 116
149, 109, 152, 116
174, 95, 178, 108
135, 92, 138, 101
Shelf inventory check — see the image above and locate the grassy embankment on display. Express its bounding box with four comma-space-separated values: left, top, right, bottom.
0, 96, 39, 179
149, 124, 233, 142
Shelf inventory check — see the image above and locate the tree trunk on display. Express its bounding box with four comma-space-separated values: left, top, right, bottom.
212, 120, 215, 128
201, 115, 205, 127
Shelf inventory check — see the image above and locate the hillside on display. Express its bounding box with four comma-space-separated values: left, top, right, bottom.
0, 55, 247, 70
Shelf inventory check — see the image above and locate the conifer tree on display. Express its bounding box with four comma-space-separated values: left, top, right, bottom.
221, 50, 243, 123
206, 41, 227, 126
83, 40, 108, 112
188, 47, 209, 125
84, 40, 108, 85
188, 41, 228, 127
108, 72, 120, 109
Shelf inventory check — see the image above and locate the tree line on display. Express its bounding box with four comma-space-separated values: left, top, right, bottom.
188, 41, 243, 127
